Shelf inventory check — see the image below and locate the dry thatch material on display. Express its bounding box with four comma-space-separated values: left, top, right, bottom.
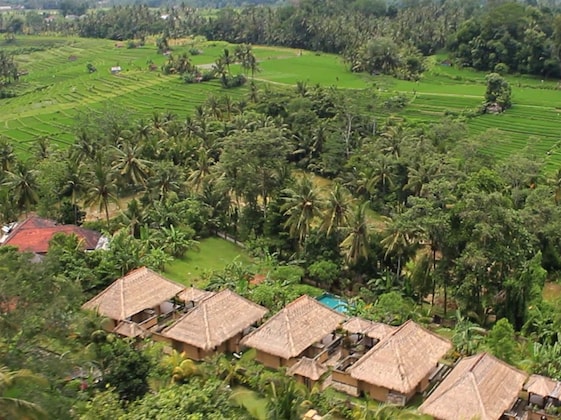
349, 320, 451, 395
419, 352, 527, 420
113, 320, 147, 338
341, 317, 396, 341
525, 374, 561, 399
240, 295, 346, 360
163, 289, 267, 351
366, 322, 397, 341
177, 287, 214, 303
341, 317, 377, 334
82, 267, 184, 320
288, 357, 327, 381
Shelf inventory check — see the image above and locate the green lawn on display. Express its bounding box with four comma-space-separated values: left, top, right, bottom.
162, 237, 252, 287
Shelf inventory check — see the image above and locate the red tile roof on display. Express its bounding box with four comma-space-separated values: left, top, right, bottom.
3, 216, 101, 254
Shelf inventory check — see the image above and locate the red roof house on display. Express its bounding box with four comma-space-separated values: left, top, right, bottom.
1, 216, 103, 254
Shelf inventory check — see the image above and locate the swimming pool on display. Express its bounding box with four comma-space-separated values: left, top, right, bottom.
317, 293, 349, 313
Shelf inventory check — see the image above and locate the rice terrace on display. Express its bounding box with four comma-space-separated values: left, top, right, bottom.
2, 35, 561, 169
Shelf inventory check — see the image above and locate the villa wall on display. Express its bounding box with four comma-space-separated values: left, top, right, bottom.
171, 341, 220, 361
332, 370, 358, 388
256, 350, 282, 369
359, 382, 389, 402
416, 372, 431, 393
255, 351, 298, 369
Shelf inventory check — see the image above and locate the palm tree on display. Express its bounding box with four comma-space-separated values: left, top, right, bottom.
366, 155, 396, 196
340, 202, 370, 266
149, 161, 184, 202
0, 366, 47, 420
321, 183, 351, 236
281, 175, 325, 250
0, 136, 15, 173
188, 148, 214, 193
380, 216, 415, 282
157, 225, 199, 258
111, 141, 151, 188
83, 159, 119, 225
452, 310, 486, 356
266, 378, 309, 420
3, 162, 39, 216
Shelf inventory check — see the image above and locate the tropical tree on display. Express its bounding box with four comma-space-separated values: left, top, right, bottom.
157, 225, 199, 258
321, 183, 351, 236
282, 175, 325, 250
452, 310, 486, 356
111, 141, 151, 188
340, 202, 370, 266
266, 377, 309, 420
3, 162, 39, 216
0, 366, 46, 420
83, 159, 119, 225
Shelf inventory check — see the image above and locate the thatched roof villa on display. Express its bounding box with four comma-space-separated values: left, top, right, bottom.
347, 319, 452, 405
523, 374, 561, 417
240, 295, 346, 369
81, 266, 184, 333
419, 352, 527, 420
288, 356, 328, 389
162, 289, 267, 360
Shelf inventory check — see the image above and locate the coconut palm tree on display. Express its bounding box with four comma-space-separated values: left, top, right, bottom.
0, 136, 15, 173
0, 366, 47, 420
340, 201, 370, 266
281, 175, 325, 250
380, 216, 415, 282
187, 147, 214, 193
83, 159, 119, 225
111, 141, 151, 188
321, 183, 351, 236
3, 162, 39, 216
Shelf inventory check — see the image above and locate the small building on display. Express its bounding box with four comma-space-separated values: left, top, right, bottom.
1, 216, 104, 259
330, 318, 397, 396
288, 356, 327, 390
110, 66, 122, 74
81, 266, 184, 333
162, 289, 267, 361
240, 295, 346, 369
347, 320, 452, 405
524, 374, 561, 419
419, 352, 528, 420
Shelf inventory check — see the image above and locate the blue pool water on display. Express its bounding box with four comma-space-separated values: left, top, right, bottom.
317, 293, 349, 313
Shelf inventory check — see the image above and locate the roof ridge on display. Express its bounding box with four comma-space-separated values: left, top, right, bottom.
119, 276, 126, 320
392, 336, 411, 391
286, 308, 295, 355
468, 370, 489, 419
202, 302, 212, 349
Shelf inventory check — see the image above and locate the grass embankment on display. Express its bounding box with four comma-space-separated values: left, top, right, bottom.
162, 237, 252, 287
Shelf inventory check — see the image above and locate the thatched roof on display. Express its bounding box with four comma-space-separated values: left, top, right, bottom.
419, 352, 527, 420
349, 320, 452, 395
366, 322, 397, 341
163, 289, 267, 351
82, 267, 184, 320
240, 295, 346, 360
288, 357, 327, 381
342, 317, 376, 334
525, 374, 561, 399
113, 320, 147, 338
177, 287, 214, 303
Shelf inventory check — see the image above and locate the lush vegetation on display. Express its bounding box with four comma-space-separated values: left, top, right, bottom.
3, 0, 561, 417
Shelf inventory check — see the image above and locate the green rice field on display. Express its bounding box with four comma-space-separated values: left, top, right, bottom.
2, 36, 561, 169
